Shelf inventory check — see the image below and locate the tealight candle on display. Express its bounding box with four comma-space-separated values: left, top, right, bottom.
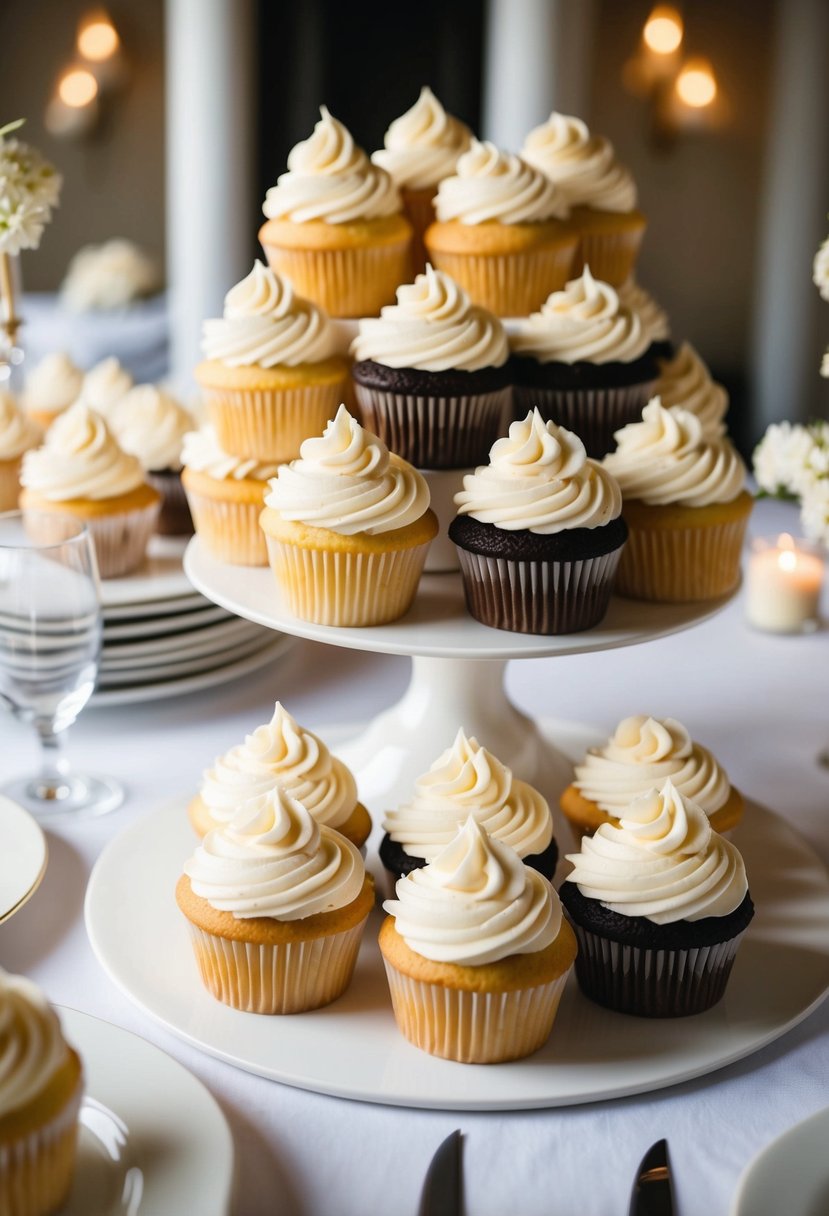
745, 533, 824, 633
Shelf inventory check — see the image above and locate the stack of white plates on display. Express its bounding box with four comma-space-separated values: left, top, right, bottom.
91, 538, 290, 706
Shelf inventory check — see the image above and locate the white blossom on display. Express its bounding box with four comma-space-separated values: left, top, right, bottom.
800, 476, 829, 547
752, 421, 815, 497
814, 235, 829, 303
0, 121, 62, 257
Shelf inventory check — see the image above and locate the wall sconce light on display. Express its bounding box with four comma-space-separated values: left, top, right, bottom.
45, 67, 100, 138
44, 9, 125, 141
643, 6, 683, 58
675, 57, 717, 109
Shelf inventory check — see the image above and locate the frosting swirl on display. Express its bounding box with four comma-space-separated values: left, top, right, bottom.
265, 405, 430, 536
603, 398, 746, 506
0, 390, 41, 459
0, 970, 70, 1119
262, 107, 401, 224
574, 715, 732, 816
22, 352, 82, 416
617, 280, 670, 344
184, 786, 365, 920
565, 779, 748, 924
200, 701, 359, 831
454, 408, 622, 533
383, 728, 552, 859
654, 342, 728, 437
371, 87, 472, 191
78, 357, 133, 417
109, 385, 194, 472
434, 139, 569, 225
509, 267, 651, 364
384, 818, 562, 965
201, 261, 335, 368
181, 426, 278, 482
349, 264, 508, 371
21, 402, 146, 501
521, 112, 637, 212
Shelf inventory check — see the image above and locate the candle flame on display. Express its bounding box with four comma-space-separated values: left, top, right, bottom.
778, 549, 797, 573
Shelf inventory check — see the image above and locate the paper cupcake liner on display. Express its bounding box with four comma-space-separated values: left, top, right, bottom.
184, 487, 268, 566
401, 187, 437, 277
382, 962, 570, 1063
572, 225, 645, 287
512, 379, 656, 459
23, 501, 159, 579
0, 1077, 82, 1216
454, 547, 622, 634
186, 919, 367, 1013
203, 380, 346, 462
425, 243, 578, 317
352, 384, 511, 468
0, 456, 23, 512
146, 470, 193, 536
261, 241, 412, 319
616, 516, 748, 602
568, 922, 746, 1017
265, 536, 431, 625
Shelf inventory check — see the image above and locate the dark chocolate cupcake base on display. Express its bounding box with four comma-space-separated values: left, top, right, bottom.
379, 830, 559, 890
147, 469, 194, 536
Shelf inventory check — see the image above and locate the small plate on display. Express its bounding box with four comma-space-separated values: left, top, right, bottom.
731, 1106, 829, 1216
103, 604, 231, 642
103, 594, 206, 622
97, 631, 277, 684
102, 616, 269, 663
99, 537, 193, 609
0, 796, 47, 923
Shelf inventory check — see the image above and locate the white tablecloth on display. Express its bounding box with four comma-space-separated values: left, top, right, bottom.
1, 498, 828, 1216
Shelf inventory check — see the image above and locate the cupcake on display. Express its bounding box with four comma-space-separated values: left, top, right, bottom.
259, 107, 413, 318
0, 391, 41, 511
617, 280, 673, 361
19, 403, 160, 577
424, 140, 577, 316
380, 817, 577, 1063
653, 342, 728, 437
109, 384, 195, 534
0, 970, 84, 1216
350, 264, 510, 468
181, 426, 277, 565
260, 405, 437, 626
372, 87, 472, 275
380, 728, 557, 894
560, 779, 754, 1016
603, 398, 752, 602
195, 260, 349, 462
521, 111, 645, 286
77, 356, 133, 418
508, 267, 658, 458
449, 409, 626, 634
20, 352, 83, 431
176, 787, 374, 1014
560, 714, 745, 843
188, 700, 372, 849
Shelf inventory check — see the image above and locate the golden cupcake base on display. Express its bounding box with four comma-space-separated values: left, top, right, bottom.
181, 468, 269, 566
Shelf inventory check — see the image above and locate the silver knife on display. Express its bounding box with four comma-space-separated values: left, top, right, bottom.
628, 1139, 675, 1216
418, 1129, 462, 1216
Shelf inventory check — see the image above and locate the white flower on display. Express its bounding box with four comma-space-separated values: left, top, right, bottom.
814, 235, 829, 303
800, 476, 829, 547
752, 421, 815, 496
61, 239, 161, 313
0, 121, 62, 256
822, 348, 829, 379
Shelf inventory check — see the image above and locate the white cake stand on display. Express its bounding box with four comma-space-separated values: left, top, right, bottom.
184, 538, 735, 809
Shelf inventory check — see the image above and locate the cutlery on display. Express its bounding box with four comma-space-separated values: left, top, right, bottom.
418, 1129, 462, 1216
629, 1138, 675, 1216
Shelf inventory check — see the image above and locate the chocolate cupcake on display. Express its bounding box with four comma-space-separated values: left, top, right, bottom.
450, 408, 626, 634
561, 779, 754, 1017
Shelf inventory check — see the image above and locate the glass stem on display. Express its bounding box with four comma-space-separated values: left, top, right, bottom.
32, 724, 73, 802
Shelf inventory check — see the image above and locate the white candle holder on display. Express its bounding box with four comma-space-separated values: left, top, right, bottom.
745, 533, 825, 634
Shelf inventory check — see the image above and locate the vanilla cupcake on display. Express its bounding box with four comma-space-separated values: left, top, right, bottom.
181, 425, 277, 565
561, 779, 754, 1016
0, 970, 84, 1216
77, 356, 133, 418
560, 714, 745, 843
350, 265, 510, 468
425, 140, 577, 316
603, 398, 752, 602
617, 280, 672, 361
653, 343, 728, 437
259, 107, 412, 317
0, 391, 41, 510
195, 260, 348, 462
260, 405, 437, 625
21, 352, 83, 430
19, 403, 160, 577
509, 267, 658, 458
372, 87, 472, 274
522, 111, 645, 285
109, 384, 195, 534
380, 818, 577, 1063
188, 700, 371, 848
177, 787, 374, 1014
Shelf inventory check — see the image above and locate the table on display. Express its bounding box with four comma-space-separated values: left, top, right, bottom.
2, 498, 827, 1216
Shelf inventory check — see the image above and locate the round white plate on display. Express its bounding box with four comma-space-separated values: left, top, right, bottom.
0, 796, 47, 923
731, 1106, 829, 1216
102, 616, 270, 664
84, 773, 829, 1111
100, 537, 193, 609
96, 631, 279, 686
103, 593, 206, 622
60, 1007, 233, 1215
103, 603, 232, 642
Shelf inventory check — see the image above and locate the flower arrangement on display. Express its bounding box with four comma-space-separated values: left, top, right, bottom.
0, 119, 62, 258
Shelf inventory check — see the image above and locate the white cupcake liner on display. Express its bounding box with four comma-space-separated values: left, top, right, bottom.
0, 456, 23, 512
352, 384, 512, 468
512, 380, 656, 459
383, 962, 570, 1063
86, 501, 161, 578
184, 487, 268, 566
0, 1076, 82, 1216
616, 516, 748, 602
204, 380, 345, 463
572, 224, 645, 287
186, 919, 367, 1013
260, 241, 412, 319
425, 243, 578, 317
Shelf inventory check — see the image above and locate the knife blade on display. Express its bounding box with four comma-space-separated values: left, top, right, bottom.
628, 1138, 675, 1216
418, 1129, 462, 1216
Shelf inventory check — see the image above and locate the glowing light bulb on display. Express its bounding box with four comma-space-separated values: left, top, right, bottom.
78, 17, 119, 62
643, 6, 683, 55
58, 68, 99, 108
676, 58, 717, 108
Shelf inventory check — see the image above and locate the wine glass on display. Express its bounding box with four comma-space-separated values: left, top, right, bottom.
0, 509, 123, 818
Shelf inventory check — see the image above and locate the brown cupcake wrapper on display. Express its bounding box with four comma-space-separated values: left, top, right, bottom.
572, 225, 646, 287
203, 380, 346, 463
568, 922, 746, 1017
425, 243, 578, 317
513, 380, 656, 459
616, 516, 748, 602
455, 547, 622, 634
352, 384, 512, 468
186, 919, 367, 1013
146, 470, 193, 536
260, 241, 412, 318
0, 1077, 82, 1216
184, 487, 268, 566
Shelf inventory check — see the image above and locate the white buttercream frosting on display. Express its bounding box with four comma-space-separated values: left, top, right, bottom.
372, 87, 472, 191
454, 408, 622, 533
184, 786, 365, 920
565, 779, 748, 924
264, 404, 430, 536
181, 426, 279, 482
434, 139, 569, 225
384, 817, 562, 965
21, 402, 146, 501
0, 969, 71, 1119
109, 385, 194, 472
22, 352, 83, 416
617, 281, 670, 344
521, 112, 637, 212
0, 391, 40, 459
78, 357, 133, 417
654, 342, 728, 437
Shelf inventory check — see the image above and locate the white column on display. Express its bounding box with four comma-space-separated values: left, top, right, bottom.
164, 0, 255, 396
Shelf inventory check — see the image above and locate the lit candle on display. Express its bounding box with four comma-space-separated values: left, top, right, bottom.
746, 533, 824, 633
